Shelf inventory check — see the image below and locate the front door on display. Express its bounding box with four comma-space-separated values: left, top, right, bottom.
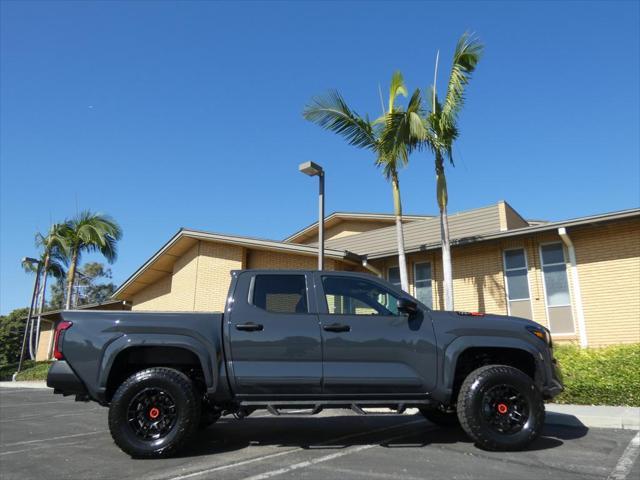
227, 272, 322, 395
316, 273, 437, 395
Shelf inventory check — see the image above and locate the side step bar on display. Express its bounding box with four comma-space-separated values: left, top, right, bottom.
239, 399, 430, 417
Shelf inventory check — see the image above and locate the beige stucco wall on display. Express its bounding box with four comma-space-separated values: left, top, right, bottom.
131, 241, 361, 312
572, 220, 640, 346
132, 241, 245, 312
35, 321, 54, 361
302, 219, 396, 245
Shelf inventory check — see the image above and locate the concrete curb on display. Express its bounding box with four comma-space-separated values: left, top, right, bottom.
0, 381, 49, 389
546, 403, 640, 430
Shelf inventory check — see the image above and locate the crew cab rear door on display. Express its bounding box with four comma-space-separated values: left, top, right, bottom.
225, 271, 322, 395
315, 272, 437, 395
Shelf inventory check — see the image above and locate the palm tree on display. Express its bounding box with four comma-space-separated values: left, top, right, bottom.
381, 33, 482, 310
21, 224, 68, 358
303, 72, 421, 291
427, 33, 483, 310
63, 211, 122, 309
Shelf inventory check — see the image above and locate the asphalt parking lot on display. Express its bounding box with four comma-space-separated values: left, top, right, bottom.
1, 387, 638, 480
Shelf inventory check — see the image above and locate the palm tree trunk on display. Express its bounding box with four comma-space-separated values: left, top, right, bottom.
440, 205, 454, 310
27, 271, 42, 360
34, 253, 50, 357
436, 154, 454, 310
65, 250, 78, 310
391, 172, 409, 292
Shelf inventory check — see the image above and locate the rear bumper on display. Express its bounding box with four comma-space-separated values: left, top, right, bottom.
47, 360, 87, 396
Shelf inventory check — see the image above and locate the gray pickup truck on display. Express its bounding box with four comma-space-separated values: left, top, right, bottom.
47, 269, 563, 457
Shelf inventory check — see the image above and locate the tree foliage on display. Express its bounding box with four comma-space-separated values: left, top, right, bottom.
0, 307, 29, 366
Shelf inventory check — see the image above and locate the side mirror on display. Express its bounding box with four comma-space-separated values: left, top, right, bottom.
397, 298, 418, 315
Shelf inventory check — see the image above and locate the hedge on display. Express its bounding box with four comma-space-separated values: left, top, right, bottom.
552, 343, 640, 407
0, 360, 52, 382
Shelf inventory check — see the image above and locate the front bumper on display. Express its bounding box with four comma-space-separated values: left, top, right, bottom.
47, 360, 88, 396
542, 355, 564, 399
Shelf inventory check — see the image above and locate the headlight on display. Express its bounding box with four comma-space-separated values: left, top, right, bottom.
526, 325, 551, 346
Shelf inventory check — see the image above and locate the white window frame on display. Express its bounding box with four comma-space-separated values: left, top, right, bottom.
413, 261, 433, 308
502, 248, 532, 315
539, 242, 575, 335
387, 265, 401, 288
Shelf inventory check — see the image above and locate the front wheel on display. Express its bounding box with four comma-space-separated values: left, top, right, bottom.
108, 367, 201, 458
457, 365, 544, 451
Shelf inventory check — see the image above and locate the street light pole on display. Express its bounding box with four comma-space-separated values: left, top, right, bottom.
318, 169, 325, 271
299, 161, 325, 270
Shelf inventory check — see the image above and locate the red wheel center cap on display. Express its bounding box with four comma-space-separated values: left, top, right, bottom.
149, 407, 160, 419
497, 403, 508, 414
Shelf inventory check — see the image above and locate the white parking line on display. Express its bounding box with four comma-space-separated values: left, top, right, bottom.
163, 418, 428, 480
608, 431, 640, 480
0, 409, 102, 423
240, 427, 426, 480
0, 400, 71, 407
0, 439, 86, 456
1, 430, 107, 448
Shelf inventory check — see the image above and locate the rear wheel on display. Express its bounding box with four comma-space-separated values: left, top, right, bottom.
108, 367, 201, 458
457, 365, 544, 451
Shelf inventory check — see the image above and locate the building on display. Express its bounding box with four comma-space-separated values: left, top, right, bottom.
34, 201, 640, 360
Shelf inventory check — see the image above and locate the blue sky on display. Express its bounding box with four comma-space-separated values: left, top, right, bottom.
1, 1, 638, 314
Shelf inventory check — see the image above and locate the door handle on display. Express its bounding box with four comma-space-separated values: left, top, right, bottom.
235, 322, 264, 332
323, 323, 351, 333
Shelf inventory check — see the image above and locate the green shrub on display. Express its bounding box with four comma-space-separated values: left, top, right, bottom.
14, 361, 52, 381
553, 343, 640, 406
0, 360, 51, 381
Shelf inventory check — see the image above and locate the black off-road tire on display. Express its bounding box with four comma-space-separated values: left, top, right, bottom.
108, 367, 201, 458
457, 365, 545, 451
419, 407, 460, 427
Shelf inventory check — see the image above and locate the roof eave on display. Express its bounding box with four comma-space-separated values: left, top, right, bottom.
365, 208, 640, 259
113, 229, 361, 299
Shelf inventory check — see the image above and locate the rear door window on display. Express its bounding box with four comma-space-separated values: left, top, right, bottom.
251, 274, 308, 314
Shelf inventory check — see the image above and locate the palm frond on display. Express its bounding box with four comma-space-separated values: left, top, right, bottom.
303, 91, 378, 150
441, 32, 483, 127
379, 89, 430, 163
388, 70, 408, 112
64, 211, 123, 264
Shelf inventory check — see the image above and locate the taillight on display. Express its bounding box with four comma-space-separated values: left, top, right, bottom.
53, 321, 73, 360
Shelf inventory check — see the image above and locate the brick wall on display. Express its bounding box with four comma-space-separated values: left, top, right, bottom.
572, 220, 640, 346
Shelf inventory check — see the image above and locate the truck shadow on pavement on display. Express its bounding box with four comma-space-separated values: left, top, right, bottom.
174, 413, 589, 459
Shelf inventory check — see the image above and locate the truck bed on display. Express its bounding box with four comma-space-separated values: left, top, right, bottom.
51, 310, 226, 403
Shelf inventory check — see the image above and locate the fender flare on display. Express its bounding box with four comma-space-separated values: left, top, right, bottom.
97, 333, 216, 395
441, 336, 544, 394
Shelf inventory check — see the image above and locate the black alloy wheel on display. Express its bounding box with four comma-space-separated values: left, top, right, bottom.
127, 387, 178, 440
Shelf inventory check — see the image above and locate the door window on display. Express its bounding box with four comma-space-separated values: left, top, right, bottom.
252, 275, 308, 313
322, 276, 400, 316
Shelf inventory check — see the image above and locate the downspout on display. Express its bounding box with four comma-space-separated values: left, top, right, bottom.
362, 257, 382, 277
558, 227, 588, 348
